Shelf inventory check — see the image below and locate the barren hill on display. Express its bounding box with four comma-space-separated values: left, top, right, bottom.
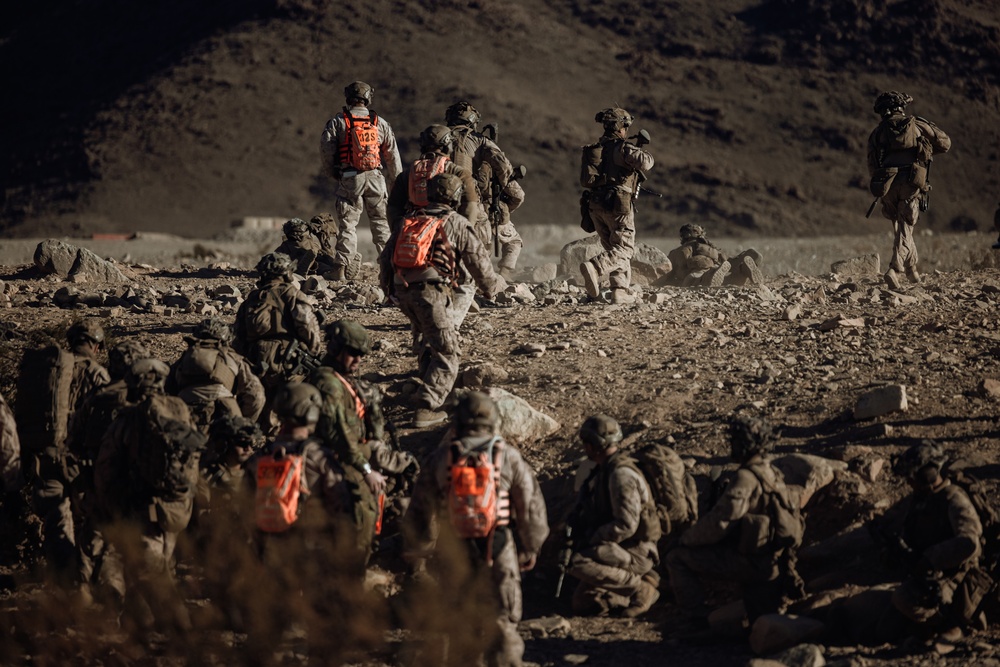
2, 0, 999, 239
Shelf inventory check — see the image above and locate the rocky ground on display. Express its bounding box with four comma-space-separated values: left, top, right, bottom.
1, 229, 999, 666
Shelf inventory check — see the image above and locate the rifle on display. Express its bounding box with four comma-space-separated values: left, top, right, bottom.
639, 185, 665, 199
554, 524, 574, 598
281, 339, 323, 379
865, 198, 879, 219
920, 160, 932, 213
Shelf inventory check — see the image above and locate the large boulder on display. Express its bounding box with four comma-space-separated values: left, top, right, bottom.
772, 454, 848, 508
34, 239, 132, 285
457, 387, 561, 442
831, 253, 880, 277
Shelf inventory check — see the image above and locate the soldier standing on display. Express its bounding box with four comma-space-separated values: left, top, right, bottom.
380, 173, 507, 428
566, 415, 661, 618
170, 317, 266, 433
866, 91, 951, 289
664, 224, 765, 287
878, 441, 989, 643
233, 252, 322, 408
319, 81, 402, 277
402, 391, 548, 667
666, 415, 803, 626
579, 107, 654, 304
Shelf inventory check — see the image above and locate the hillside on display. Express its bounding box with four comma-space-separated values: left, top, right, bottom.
2, 0, 999, 240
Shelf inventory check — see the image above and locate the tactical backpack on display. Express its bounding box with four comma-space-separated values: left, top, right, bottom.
15, 344, 76, 458
128, 395, 203, 500
408, 155, 450, 208
580, 142, 603, 188
391, 214, 457, 283
255, 447, 307, 533
340, 110, 381, 172
241, 285, 290, 340
176, 343, 237, 389
633, 442, 699, 539
448, 437, 507, 539
449, 126, 476, 177
747, 464, 805, 552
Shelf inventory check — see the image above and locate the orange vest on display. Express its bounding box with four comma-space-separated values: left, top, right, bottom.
338, 110, 381, 171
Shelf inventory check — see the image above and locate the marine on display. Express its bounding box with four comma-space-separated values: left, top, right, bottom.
664, 224, 764, 287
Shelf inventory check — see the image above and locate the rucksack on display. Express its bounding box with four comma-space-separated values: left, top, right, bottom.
128, 394, 203, 500
449, 126, 476, 176
448, 437, 507, 539
408, 155, 450, 208
391, 214, 457, 283
879, 115, 921, 154
633, 442, 699, 538
747, 463, 805, 552
241, 285, 288, 340
176, 343, 237, 389
15, 344, 76, 456
255, 448, 307, 533
580, 141, 604, 188
340, 110, 381, 171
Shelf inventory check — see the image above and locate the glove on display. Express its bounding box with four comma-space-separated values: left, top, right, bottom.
636, 129, 651, 146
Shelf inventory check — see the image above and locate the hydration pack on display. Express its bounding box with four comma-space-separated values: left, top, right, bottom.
391, 214, 456, 282
15, 344, 76, 456
448, 437, 507, 539
255, 448, 307, 533
633, 442, 699, 539
339, 110, 381, 171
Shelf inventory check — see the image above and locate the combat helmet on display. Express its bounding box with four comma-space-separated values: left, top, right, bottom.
108, 340, 150, 381
445, 100, 481, 128
893, 439, 947, 480
729, 415, 773, 462
283, 218, 310, 242
209, 414, 265, 461
273, 381, 323, 427
193, 317, 234, 344
455, 391, 499, 433
419, 124, 454, 155
595, 107, 633, 131
126, 358, 170, 397
344, 81, 374, 106
427, 173, 464, 207
679, 223, 706, 242
326, 318, 371, 356
256, 252, 294, 279
873, 91, 912, 116
67, 319, 105, 347
579, 414, 623, 449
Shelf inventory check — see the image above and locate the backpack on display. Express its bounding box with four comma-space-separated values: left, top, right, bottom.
747, 463, 805, 552
128, 395, 203, 500
391, 214, 457, 282
448, 437, 507, 539
408, 155, 450, 208
241, 285, 288, 340
879, 115, 921, 154
15, 344, 76, 456
340, 110, 381, 171
176, 343, 237, 389
580, 141, 604, 188
449, 126, 476, 176
255, 448, 307, 533
633, 442, 699, 538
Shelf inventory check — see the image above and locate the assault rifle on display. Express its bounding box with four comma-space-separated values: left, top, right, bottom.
554, 524, 574, 598
281, 339, 323, 378
920, 160, 932, 213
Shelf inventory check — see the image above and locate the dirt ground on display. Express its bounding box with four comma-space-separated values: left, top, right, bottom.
1, 229, 999, 665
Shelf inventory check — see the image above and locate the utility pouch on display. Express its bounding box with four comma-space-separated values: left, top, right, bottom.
869, 167, 899, 197
580, 192, 595, 233
908, 163, 929, 191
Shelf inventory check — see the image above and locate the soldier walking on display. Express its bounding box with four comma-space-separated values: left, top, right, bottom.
866, 91, 951, 289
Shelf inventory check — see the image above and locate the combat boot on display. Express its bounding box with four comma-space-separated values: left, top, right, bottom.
611, 288, 635, 304
704, 260, 731, 287
413, 408, 448, 428
499, 266, 516, 281
884, 268, 902, 290
905, 266, 922, 283
580, 261, 600, 299
622, 580, 660, 618
738, 256, 765, 286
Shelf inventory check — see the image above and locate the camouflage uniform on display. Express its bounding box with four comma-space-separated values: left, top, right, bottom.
666, 417, 798, 623
581, 108, 654, 297
274, 218, 329, 276
403, 392, 549, 667
319, 83, 402, 272
866, 91, 951, 288
880, 442, 989, 636
493, 177, 525, 278
170, 320, 266, 433
233, 253, 322, 392
380, 188, 507, 414
665, 225, 764, 287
